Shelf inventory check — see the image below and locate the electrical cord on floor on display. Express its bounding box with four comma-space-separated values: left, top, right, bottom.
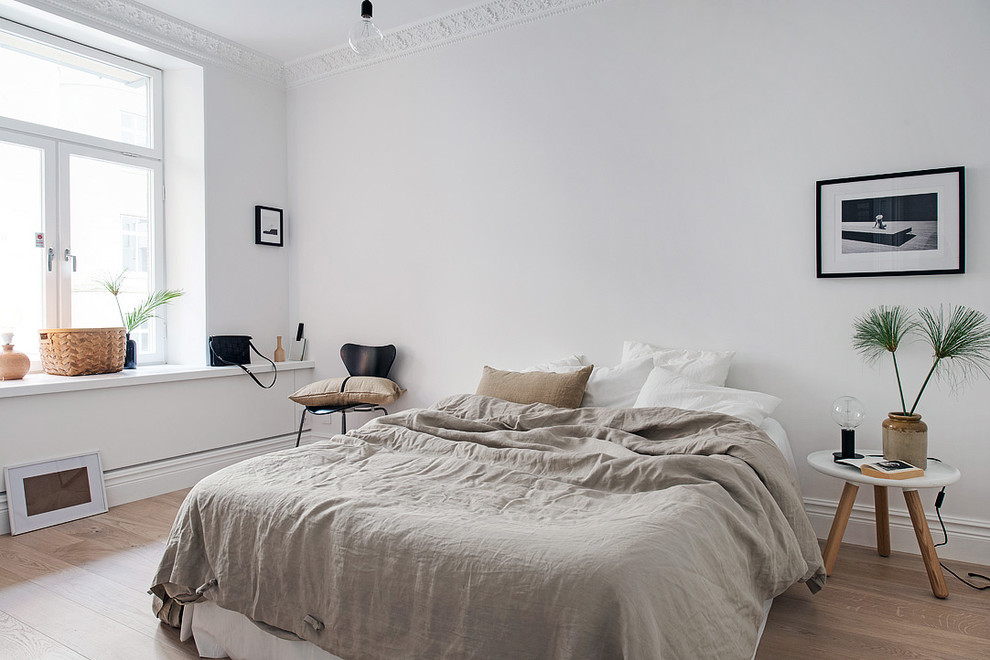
933, 487, 990, 591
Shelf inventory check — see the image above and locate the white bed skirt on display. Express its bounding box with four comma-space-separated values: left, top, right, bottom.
181, 600, 346, 660
180, 598, 774, 660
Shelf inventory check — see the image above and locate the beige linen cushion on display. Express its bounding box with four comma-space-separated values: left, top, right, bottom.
289, 376, 404, 407
475, 365, 593, 408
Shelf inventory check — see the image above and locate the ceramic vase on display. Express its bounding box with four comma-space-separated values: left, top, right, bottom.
0, 333, 30, 380
881, 413, 928, 470
274, 335, 286, 363
124, 333, 137, 369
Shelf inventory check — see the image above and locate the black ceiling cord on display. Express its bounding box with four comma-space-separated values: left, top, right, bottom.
933, 487, 990, 591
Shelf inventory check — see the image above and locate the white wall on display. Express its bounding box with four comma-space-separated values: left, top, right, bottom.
203, 68, 294, 358
0, 4, 299, 513
288, 0, 990, 559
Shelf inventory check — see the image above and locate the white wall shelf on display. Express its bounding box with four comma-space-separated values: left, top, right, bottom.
0, 360, 315, 399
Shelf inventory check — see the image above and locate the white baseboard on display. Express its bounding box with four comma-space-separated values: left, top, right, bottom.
0, 432, 301, 536
804, 496, 990, 566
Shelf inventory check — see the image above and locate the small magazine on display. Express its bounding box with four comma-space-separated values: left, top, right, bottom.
836, 456, 924, 479
861, 459, 924, 479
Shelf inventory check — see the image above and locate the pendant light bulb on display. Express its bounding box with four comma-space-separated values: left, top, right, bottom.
348, 0, 384, 58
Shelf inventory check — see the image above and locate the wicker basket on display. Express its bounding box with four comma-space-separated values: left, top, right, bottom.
38, 327, 127, 376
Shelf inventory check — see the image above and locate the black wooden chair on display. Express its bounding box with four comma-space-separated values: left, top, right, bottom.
293, 343, 399, 447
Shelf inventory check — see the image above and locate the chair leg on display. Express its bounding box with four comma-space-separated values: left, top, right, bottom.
295, 408, 307, 448
341, 410, 346, 435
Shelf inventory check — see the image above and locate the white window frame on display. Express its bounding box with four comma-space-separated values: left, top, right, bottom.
0, 18, 163, 158
0, 17, 168, 365
0, 128, 58, 329
58, 144, 165, 361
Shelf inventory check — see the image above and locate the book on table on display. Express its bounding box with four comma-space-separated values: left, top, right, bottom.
836, 456, 924, 479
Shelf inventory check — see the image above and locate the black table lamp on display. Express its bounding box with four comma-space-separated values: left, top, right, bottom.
831, 396, 865, 461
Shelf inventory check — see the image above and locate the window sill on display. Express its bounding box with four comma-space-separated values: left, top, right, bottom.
0, 361, 316, 399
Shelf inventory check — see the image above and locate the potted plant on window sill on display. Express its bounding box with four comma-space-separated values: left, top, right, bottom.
852, 305, 990, 469
98, 272, 183, 369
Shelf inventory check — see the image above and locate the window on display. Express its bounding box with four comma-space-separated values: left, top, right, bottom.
0, 19, 165, 364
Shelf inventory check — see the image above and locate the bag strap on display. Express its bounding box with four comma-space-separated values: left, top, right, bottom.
208, 337, 278, 389
246, 340, 277, 389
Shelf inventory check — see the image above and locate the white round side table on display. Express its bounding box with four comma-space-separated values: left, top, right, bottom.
807, 449, 961, 599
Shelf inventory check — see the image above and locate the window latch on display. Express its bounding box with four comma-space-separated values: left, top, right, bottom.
48, 247, 55, 272
64, 248, 77, 272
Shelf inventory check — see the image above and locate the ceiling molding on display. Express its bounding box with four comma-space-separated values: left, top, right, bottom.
11, 0, 607, 89
285, 0, 608, 89
13, 0, 287, 85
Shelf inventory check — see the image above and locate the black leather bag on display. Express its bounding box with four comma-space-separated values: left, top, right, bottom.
208, 335, 251, 366
208, 335, 277, 389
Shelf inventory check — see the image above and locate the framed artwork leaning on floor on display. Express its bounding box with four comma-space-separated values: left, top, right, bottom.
4, 451, 108, 535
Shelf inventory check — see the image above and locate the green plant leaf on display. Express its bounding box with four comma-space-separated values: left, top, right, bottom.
94, 270, 129, 328
97, 270, 184, 335
853, 304, 990, 416
852, 305, 915, 412
851, 305, 916, 361
909, 305, 990, 413
124, 288, 184, 332
95, 270, 127, 297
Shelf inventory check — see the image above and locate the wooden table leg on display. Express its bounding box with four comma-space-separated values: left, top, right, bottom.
903, 489, 949, 599
874, 485, 890, 557
823, 482, 859, 575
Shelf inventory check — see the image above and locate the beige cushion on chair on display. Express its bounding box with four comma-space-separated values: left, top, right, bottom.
475, 365, 593, 408
289, 376, 404, 407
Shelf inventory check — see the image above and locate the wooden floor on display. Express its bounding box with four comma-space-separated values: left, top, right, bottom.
0, 489, 196, 659
758, 543, 990, 659
0, 490, 987, 659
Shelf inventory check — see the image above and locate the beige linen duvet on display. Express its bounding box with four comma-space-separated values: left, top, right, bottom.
152, 394, 825, 660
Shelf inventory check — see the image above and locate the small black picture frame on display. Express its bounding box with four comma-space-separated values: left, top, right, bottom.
816, 167, 963, 278
255, 205, 283, 247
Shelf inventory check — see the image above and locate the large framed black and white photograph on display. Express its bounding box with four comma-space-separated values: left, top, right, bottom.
4, 452, 108, 535
817, 167, 963, 278
255, 205, 284, 247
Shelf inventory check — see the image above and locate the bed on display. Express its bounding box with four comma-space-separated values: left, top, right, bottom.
152, 381, 825, 659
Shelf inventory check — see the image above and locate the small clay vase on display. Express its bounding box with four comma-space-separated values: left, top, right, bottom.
274, 335, 286, 363
882, 412, 928, 470
0, 333, 30, 381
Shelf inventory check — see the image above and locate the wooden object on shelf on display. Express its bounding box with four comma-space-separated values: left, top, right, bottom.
274, 336, 286, 363
0, 333, 31, 380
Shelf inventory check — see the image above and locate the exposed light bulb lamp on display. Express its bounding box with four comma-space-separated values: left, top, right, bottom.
348, 0, 384, 58
831, 395, 865, 462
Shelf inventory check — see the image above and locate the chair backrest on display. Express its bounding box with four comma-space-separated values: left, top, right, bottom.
341, 343, 396, 379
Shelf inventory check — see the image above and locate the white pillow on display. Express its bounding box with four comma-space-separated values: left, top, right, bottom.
523, 355, 587, 372
523, 356, 654, 408
581, 357, 655, 408
633, 366, 781, 427
621, 340, 734, 387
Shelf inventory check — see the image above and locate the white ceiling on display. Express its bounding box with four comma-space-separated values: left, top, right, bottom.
134, 0, 475, 62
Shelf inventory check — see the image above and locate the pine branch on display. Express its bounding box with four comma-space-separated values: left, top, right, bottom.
910, 305, 990, 412
852, 305, 915, 412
